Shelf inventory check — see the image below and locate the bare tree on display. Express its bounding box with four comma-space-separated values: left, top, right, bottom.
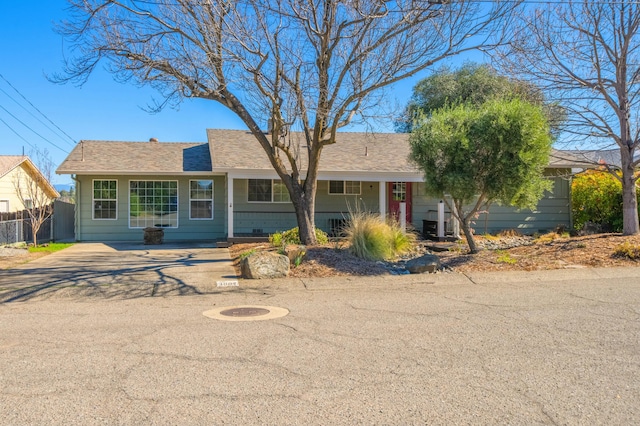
57, 0, 519, 244
12, 150, 58, 246
496, 1, 640, 235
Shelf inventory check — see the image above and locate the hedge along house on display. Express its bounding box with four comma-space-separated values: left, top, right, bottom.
56, 130, 580, 243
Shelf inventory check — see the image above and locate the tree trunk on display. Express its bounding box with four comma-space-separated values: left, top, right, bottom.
461, 217, 479, 254
620, 154, 639, 235
31, 218, 39, 247
289, 179, 318, 245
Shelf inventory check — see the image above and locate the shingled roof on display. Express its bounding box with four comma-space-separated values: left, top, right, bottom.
207, 129, 586, 172
55, 131, 588, 176
0, 155, 26, 178
56, 140, 212, 175
207, 129, 418, 173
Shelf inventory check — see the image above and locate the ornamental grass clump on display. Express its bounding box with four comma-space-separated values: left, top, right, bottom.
344, 211, 416, 261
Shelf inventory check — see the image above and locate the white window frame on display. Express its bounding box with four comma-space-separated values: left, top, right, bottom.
92, 179, 118, 220
0, 200, 9, 213
328, 180, 361, 195
128, 180, 179, 229
247, 179, 291, 203
189, 179, 214, 220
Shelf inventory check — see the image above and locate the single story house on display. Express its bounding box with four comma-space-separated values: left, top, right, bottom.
55, 130, 581, 242
0, 155, 59, 213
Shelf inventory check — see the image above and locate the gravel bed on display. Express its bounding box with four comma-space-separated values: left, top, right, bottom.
476, 236, 535, 250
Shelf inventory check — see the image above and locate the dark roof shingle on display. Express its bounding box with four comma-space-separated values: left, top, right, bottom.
206, 129, 416, 173
56, 141, 212, 174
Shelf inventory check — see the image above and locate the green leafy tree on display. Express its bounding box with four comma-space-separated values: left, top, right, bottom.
396, 63, 563, 134
571, 169, 640, 232
410, 98, 553, 253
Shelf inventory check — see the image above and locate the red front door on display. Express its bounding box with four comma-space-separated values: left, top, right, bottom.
388, 182, 412, 223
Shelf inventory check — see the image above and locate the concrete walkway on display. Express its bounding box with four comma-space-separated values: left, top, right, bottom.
0, 242, 238, 302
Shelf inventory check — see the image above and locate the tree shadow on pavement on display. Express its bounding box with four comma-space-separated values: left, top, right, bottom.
0, 247, 233, 303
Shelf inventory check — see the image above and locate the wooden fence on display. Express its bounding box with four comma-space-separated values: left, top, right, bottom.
0, 200, 75, 244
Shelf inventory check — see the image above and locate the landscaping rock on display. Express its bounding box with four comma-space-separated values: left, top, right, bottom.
240, 251, 290, 279
405, 253, 441, 274
579, 221, 606, 236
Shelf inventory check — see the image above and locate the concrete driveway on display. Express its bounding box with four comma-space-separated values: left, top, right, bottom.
1, 244, 640, 424
0, 242, 238, 302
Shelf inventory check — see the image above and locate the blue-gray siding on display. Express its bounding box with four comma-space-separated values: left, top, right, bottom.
75, 175, 226, 242
411, 175, 571, 235
232, 180, 381, 235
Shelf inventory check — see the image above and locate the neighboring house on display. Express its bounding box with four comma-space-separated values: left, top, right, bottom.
0, 155, 59, 214
556, 148, 640, 169
56, 131, 582, 242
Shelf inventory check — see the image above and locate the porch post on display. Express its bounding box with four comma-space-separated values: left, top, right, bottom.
227, 175, 234, 239
437, 200, 445, 240
379, 181, 386, 220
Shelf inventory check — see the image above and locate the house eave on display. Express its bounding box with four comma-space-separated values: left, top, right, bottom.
56, 170, 222, 176
219, 167, 424, 181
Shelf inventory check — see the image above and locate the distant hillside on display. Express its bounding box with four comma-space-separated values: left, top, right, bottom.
54, 183, 75, 192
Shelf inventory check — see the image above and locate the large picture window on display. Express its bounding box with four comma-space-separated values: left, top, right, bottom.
129, 181, 178, 228
329, 180, 361, 195
190, 180, 213, 219
248, 179, 290, 203
93, 180, 117, 220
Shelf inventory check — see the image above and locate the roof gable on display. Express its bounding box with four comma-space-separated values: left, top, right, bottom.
0, 155, 27, 179
0, 155, 59, 198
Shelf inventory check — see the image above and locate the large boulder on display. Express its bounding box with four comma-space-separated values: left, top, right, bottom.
240, 251, 290, 279
405, 254, 441, 274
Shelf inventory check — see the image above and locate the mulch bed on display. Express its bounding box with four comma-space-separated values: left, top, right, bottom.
229, 233, 640, 277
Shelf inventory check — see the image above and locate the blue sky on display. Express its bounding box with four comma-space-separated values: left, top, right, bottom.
0, 1, 472, 184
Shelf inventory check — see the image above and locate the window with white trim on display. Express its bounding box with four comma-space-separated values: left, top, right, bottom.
248, 179, 291, 202
93, 180, 117, 220
328, 180, 361, 195
129, 181, 178, 228
190, 180, 213, 219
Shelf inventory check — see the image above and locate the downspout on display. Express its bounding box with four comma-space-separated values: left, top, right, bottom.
72, 174, 80, 241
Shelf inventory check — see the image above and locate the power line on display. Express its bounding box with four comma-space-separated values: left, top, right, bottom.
0, 86, 76, 148
0, 104, 69, 154
0, 116, 39, 152
0, 73, 76, 147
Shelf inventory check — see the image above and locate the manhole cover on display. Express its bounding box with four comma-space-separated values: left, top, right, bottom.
203, 305, 289, 322
220, 307, 271, 317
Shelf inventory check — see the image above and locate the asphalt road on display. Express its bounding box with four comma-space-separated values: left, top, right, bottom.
1, 267, 639, 425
